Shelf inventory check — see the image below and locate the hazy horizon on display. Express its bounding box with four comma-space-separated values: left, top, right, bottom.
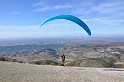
0, 35, 124, 41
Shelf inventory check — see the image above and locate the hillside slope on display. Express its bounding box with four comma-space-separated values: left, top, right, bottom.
0, 61, 124, 82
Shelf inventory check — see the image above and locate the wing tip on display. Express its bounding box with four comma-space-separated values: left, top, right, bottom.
88, 31, 92, 36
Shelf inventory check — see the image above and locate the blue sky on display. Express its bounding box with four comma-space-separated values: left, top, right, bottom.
0, 0, 124, 39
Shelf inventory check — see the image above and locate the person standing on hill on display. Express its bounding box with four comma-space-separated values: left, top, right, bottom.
61, 54, 65, 62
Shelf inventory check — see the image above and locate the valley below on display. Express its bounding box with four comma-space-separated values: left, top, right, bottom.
0, 37, 124, 68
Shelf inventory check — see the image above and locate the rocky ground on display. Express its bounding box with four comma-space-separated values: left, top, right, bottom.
0, 61, 124, 82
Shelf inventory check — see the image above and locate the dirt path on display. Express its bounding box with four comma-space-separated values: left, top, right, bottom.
0, 61, 124, 82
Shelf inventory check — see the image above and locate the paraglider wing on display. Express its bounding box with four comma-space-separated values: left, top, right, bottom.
40, 15, 91, 36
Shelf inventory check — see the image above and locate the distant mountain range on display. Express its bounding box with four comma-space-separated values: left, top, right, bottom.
0, 38, 124, 68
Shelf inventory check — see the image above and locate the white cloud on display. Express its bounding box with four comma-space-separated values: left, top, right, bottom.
70, 0, 124, 31
33, 4, 72, 12
0, 25, 42, 38
72, 1, 124, 15
10, 11, 20, 15
83, 17, 124, 25
32, 1, 72, 12
0, 25, 39, 32
53, 4, 72, 9
32, 1, 43, 7
90, 2, 124, 14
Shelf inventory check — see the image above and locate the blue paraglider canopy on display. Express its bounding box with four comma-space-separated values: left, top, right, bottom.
40, 15, 91, 36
